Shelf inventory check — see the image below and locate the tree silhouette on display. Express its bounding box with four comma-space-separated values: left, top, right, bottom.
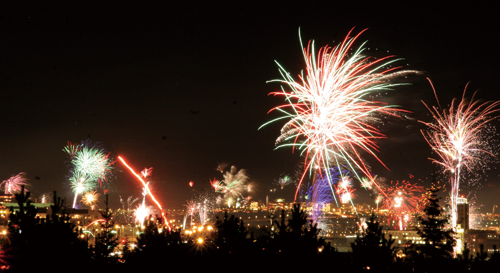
92, 194, 119, 268
415, 183, 455, 259
267, 203, 333, 270
124, 216, 192, 272
412, 182, 456, 273
351, 212, 396, 272
6, 188, 90, 272
214, 211, 248, 254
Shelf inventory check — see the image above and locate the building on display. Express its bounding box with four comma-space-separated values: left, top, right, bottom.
383, 228, 424, 249
464, 229, 500, 254
457, 197, 469, 231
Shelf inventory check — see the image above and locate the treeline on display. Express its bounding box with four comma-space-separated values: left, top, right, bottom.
1, 186, 499, 272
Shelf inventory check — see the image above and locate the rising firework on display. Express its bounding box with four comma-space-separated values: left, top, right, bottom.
420, 81, 500, 231
260, 28, 420, 200
379, 180, 425, 230
1, 172, 29, 194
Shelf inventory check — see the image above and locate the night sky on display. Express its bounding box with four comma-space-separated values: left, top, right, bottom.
1, 2, 500, 211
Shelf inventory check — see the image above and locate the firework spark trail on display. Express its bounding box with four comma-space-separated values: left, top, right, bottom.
86, 219, 106, 228
309, 167, 352, 220
119, 195, 140, 225
261, 28, 420, 200
184, 199, 197, 227
195, 190, 218, 225
379, 180, 425, 230
467, 194, 482, 229
197, 199, 210, 225
118, 156, 170, 229
360, 177, 373, 190
309, 178, 333, 224
1, 172, 29, 194
184, 189, 218, 228
420, 81, 500, 231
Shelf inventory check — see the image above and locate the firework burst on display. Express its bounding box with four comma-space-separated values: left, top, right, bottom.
336, 177, 356, 205
274, 174, 294, 190
134, 202, 152, 226
64, 140, 114, 188
63, 141, 81, 160
69, 172, 96, 208
39, 192, 53, 204
210, 178, 223, 192
261, 28, 420, 200
72, 146, 114, 187
1, 172, 29, 194
211, 165, 251, 208
379, 180, 425, 230
64, 140, 114, 208
420, 81, 500, 230
185, 199, 197, 218
81, 191, 100, 209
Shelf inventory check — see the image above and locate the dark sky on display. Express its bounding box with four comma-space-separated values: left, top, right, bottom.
1, 1, 500, 212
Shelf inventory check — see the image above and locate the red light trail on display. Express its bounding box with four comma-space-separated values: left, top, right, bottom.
118, 156, 171, 229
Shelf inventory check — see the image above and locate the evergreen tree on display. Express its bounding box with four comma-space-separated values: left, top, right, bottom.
6, 188, 90, 272
268, 203, 333, 269
92, 194, 119, 267
351, 212, 395, 272
214, 211, 248, 255
415, 183, 455, 259
411, 183, 456, 273
124, 216, 191, 272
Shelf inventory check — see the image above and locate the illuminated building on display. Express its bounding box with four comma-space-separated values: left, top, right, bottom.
383, 229, 424, 248
465, 230, 500, 254
457, 197, 469, 231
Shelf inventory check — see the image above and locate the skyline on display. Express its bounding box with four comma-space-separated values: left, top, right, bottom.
1, 2, 500, 210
